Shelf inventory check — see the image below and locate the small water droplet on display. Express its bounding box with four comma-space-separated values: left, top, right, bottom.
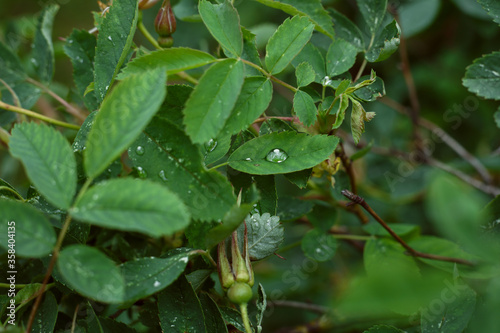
158, 170, 168, 182
178, 158, 184, 163
266, 148, 288, 163
107, 36, 113, 41
153, 280, 161, 287
137, 166, 147, 178
135, 146, 145, 156
245, 157, 252, 161
205, 138, 218, 152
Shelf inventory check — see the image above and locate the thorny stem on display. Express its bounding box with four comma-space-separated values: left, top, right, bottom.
240, 303, 253, 333
26, 78, 87, 122
337, 142, 357, 194
0, 101, 80, 130
354, 59, 368, 82
341, 190, 476, 266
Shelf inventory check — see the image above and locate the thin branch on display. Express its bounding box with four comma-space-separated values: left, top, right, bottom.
26, 213, 74, 331
26, 78, 87, 122
269, 300, 330, 314
0, 101, 80, 130
427, 158, 500, 197
337, 141, 357, 194
341, 190, 476, 266
0, 78, 21, 107
253, 116, 296, 124
240, 58, 298, 93
380, 96, 493, 184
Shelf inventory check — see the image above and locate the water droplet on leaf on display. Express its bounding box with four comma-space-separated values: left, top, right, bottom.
158, 170, 168, 182
205, 138, 218, 152
135, 146, 145, 155
266, 148, 288, 163
137, 166, 147, 178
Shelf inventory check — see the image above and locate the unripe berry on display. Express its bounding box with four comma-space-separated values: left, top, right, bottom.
227, 282, 253, 305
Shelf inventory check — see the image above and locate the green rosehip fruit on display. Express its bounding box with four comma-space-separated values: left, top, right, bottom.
227, 282, 252, 305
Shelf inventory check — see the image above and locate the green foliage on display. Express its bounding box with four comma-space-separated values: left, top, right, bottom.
1, 0, 499, 331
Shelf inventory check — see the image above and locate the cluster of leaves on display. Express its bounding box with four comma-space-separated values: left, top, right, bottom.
0, 0, 499, 332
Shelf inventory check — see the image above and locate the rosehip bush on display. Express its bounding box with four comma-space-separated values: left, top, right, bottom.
0, 0, 500, 332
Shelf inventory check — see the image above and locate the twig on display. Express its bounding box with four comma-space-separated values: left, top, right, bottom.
269, 300, 329, 314
427, 158, 500, 197
26, 78, 87, 122
0, 101, 80, 130
380, 96, 493, 184
337, 141, 357, 194
341, 189, 476, 266
26, 214, 73, 332
253, 116, 296, 124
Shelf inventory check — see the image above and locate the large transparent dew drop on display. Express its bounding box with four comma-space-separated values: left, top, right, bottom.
205, 138, 218, 152
135, 146, 145, 156
265, 148, 288, 163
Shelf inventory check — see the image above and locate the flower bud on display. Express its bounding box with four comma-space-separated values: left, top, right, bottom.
139, 0, 160, 10
218, 241, 234, 290
155, 0, 176, 37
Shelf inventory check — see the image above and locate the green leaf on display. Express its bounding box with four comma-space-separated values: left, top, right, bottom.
354, 76, 386, 101
426, 172, 488, 258
71, 178, 190, 237
199, 294, 229, 333
284, 169, 312, 189
129, 118, 236, 222
220, 307, 246, 332
365, 20, 400, 63
238, 212, 284, 260
63, 29, 99, 111
9, 122, 77, 209
228, 131, 339, 175
420, 277, 476, 333
31, 291, 58, 333
199, 0, 243, 57
364, 238, 420, 279
0, 42, 41, 109
57, 244, 125, 303
307, 203, 337, 231
222, 77, 273, 137
495, 108, 500, 128
356, 0, 388, 34
255, 284, 267, 333
326, 39, 358, 77
293, 89, 317, 126
398, 0, 441, 38
204, 134, 232, 166
241, 27, 263, 75
265, 16, 314, 75
72, 111, 97, 153
301, 228, 338, 261
350, 97, 375, 144
31, 5, 59, 83
0, 199, 56, 257
205, 203, 254, 250
183, 59, 245, 144
477, 0, 500, 24
155, 84, 192, 129
158, 275, 206, 332
117, 47, 216, 80
254, 0, 335, 38
329, 9, 365, 51
0, 178, 22, 200
94, 0, 138, 102
292, 43, 326, 82
120, 250, 191, 303
295, 62, 316, 87
363, 325, 404, 333
462, 51, 500, 100
332, 93, 349, 129
255, 175, 278, 215
84, 68, 166, 178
